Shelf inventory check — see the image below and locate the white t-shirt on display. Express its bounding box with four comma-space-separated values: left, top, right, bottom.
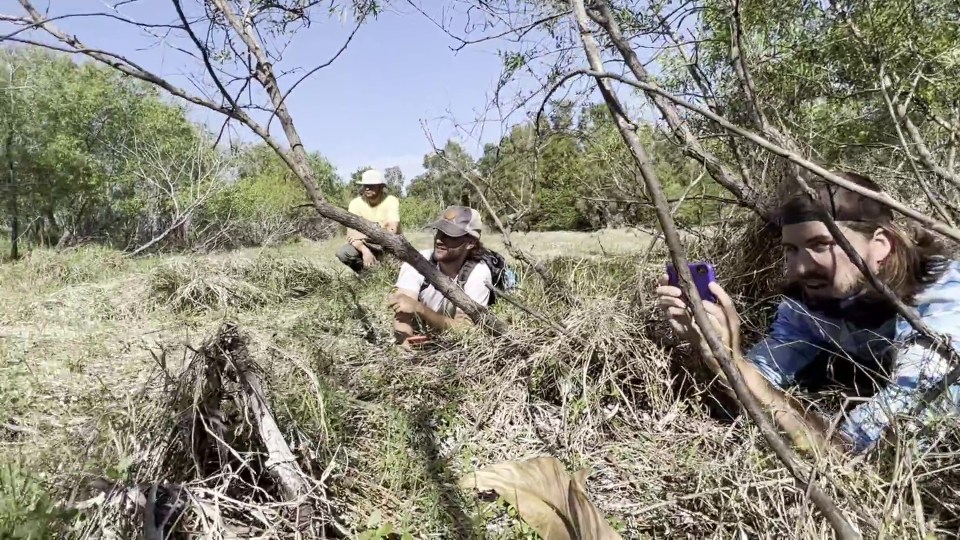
395, 249, 492, 313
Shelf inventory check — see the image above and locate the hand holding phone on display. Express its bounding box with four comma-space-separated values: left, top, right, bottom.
666, 262, 717, 304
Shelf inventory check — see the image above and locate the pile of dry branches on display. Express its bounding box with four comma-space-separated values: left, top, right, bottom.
70, 322, 346, 538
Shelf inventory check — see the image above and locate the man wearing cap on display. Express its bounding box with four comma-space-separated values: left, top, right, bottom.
336, 169, 401, 272
657, 170, 960, 455
388, 206, 492, 345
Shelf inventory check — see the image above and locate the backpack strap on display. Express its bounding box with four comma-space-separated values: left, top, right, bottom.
437, 258, 480, 318
456, 258, 479, 287
419, 252, 437, 294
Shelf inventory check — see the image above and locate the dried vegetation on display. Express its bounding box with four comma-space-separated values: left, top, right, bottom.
1, 227, 959, 539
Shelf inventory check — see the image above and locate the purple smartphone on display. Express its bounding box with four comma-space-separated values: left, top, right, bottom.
666, 262, 717, 303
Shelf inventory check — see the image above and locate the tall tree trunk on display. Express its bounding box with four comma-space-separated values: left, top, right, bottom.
5, 135, 17, 261
42, 207, 57, 247
8, 212, 18, 260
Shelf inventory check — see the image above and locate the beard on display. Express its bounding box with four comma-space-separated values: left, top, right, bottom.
433, 243, 461, 263
781, 275, 895, 329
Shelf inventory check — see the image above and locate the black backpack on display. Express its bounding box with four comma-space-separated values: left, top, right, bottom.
419, 249, 515, 308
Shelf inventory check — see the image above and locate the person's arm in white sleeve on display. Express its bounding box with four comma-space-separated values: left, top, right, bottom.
390, 261, 425, 342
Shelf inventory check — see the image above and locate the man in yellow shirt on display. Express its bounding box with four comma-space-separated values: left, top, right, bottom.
336, 168, 401, 272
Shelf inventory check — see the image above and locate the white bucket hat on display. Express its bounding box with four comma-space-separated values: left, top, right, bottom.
357, 169, 386, 186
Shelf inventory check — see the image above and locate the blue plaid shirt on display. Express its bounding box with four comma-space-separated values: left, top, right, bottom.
746, 260, 960, 453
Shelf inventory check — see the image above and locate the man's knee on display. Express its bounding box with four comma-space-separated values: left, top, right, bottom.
336, 243, 360, 264
337, 244, 363, 267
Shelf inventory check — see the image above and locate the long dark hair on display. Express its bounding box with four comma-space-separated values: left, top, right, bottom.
846, 220, 948, 304
466, 239, 486, 262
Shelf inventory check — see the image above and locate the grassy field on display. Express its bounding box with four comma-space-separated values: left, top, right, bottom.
0, 228, 955, 538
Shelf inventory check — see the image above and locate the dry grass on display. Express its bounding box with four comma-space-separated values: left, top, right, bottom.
1, 227, 959, 538
148, 255, 336, 313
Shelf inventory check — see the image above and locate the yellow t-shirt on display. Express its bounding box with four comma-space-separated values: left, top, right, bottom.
347, 195, 400, 227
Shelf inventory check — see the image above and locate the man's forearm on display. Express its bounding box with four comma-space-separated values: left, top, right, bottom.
355, 241, 375, 260
346, 228, 367, 243
738, 360, 835, 451
415, 304, 468, 332
708, 350, 839, 454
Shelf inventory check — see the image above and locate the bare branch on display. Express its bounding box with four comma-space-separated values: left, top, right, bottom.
12, 0, 258, 127
652, 7, 755, 188
571, 2, 860, 537
878, 70, 956, 225
266, 7, 369, 132
571, 68, 960, 244
404, 0, 568, 53
891, 91, 960, 190
585, 1, 767, 220
727, 0, 767, 130
171, 0, 244, 114
0, 11, 180, 43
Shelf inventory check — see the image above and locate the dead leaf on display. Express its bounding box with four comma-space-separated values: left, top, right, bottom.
459, 456, 622, 540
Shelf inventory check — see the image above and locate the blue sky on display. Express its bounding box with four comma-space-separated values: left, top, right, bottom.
0, 1, 533, 181
0, 1, 661, 184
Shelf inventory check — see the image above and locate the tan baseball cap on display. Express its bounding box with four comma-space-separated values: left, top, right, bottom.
357, 169, 386, 186
425, 206, 482, 238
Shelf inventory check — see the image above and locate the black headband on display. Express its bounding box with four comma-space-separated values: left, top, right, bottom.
778, 184, 892, 227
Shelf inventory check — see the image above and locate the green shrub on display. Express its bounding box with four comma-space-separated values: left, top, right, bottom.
0, 463, 73, 539
399, 196, 443, 230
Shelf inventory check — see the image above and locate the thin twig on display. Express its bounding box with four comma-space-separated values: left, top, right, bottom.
878, 69, 955, 226
572, 2, 860, 538
486, 283, 575, 340
565, 68, 960, 244
12, 0, 507, 333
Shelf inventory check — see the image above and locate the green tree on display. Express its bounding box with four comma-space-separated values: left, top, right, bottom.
473, 101, 713, 231
207, 143, 341, 246
407, 140, 478, 208
0, 47, 216, 256
383, 166, 405, 195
